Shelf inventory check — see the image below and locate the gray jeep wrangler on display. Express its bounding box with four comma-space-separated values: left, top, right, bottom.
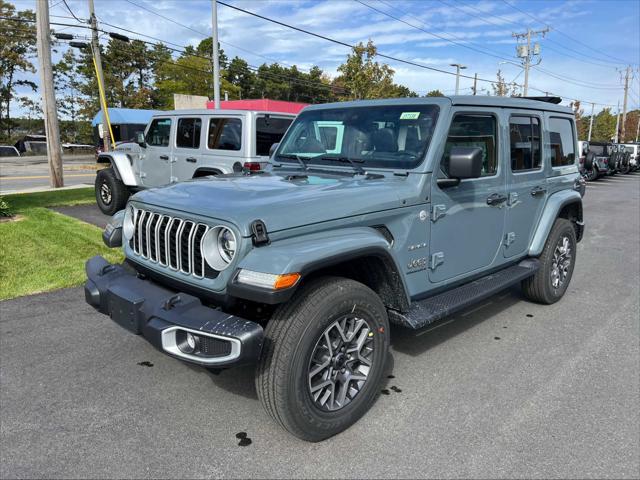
85, 96, 584, 441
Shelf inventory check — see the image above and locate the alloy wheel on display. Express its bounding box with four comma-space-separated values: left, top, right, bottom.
100, 181, 112, 205
307, 316, 374, 412
551, 236, 572, 290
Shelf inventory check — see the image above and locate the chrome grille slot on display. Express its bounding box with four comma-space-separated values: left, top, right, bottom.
192, 224, 208, 278
130, 208, 219, 280
168, 218, 182, 270
158, 216, 170, 265
180, 221, 195, 274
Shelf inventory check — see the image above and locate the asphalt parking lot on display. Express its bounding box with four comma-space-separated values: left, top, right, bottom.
1, 173, 639, 479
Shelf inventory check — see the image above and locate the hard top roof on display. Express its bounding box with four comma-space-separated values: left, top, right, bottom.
303, 95, 573, 114
151, 109, 297, 117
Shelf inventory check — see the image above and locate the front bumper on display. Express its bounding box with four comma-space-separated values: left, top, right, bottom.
84, 256, 263, 367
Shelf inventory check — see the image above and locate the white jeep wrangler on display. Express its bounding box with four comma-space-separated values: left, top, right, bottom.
95, 109, 295, 214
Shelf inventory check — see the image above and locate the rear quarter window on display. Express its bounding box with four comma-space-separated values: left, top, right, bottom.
548, 117, 576, 167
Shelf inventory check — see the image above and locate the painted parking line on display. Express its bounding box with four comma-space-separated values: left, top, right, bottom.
1, 173, 96, 181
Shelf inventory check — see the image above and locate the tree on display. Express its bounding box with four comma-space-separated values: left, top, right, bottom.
590, 107, 617, 142
425, 89, 444, 97
334, 40, 416, 100
54, 49, 84, 141
491, 69, 520, 97
18, 95, 41, 132
0, 0, 37, 140
225, 56, 255, 99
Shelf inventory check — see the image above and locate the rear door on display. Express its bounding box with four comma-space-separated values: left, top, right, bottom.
141, 117, 173, 187
503, 112, 547, 258
172, 116, 203, 182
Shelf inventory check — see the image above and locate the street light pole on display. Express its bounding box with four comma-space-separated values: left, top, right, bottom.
588, 102, 595, 141
212, 0, 221, 109
450, 63, 467, 95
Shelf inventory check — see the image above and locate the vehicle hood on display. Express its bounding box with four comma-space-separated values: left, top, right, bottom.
132, 171, 412, 236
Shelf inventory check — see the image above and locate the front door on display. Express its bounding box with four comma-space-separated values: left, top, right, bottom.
429, 110, 507, 283
503, 113, 547, 258
141, 117, 173, 187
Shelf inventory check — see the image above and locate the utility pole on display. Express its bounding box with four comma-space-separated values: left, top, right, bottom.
636, 115, 640, 142
450, 63, 466, 95
512, 27, 549, 96
614, 100, 620, 143
620, 65, 632, 142
587, 102, 595, 141
472, 73, 478, 95
35, 0, 63, 188
88, 0, 111, 151
211, 0, 221, 109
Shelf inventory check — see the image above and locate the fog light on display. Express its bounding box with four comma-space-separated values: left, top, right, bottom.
176, 330, 199, 354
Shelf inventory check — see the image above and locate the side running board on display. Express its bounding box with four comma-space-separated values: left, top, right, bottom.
389, 259, 540, 330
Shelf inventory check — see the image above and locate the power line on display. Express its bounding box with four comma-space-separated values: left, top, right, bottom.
499, 0, 635, 66
61, 0, 86, 25
356, 0, 512, 62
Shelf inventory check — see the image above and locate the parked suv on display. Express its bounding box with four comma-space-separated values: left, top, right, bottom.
623, 143, 639, 171
95, 109, 295, 214
587, 141, 612, 179
85, 96, 584, 441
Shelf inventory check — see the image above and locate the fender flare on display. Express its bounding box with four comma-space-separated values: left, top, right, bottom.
98, 152, 140, 187
193, 167, 223, 178
529, 190, 583, 257
228, 227, 409, 306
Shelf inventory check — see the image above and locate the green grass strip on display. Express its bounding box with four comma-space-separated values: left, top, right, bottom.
0, 188, 123, 300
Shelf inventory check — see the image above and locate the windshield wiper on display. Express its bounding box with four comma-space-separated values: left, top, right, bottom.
277, 153, 310, 170
317, 155, 366, 175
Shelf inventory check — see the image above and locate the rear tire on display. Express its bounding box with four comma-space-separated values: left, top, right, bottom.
256, 277, 389, 442
95, 167, 129, 215
522, 218, 576, 305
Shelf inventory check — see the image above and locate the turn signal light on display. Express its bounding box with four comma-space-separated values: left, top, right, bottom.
274, 273, 301, 290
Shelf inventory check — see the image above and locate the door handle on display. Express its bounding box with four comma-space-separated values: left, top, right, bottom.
159, 155, 169, 160
186, 157, 197, 163
530, 186, 547, 197
486, 193, 508, 206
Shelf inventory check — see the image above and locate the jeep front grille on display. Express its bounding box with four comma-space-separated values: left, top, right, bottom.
130, 208, 210, 278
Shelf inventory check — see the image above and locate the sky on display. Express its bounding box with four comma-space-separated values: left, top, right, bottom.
10, 0, 640, 117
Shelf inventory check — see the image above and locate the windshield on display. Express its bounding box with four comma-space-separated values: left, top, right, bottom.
276, 104, 439, 170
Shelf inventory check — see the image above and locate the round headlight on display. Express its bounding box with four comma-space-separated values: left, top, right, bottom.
202, 226, 237, 271
123, 205, 135, 240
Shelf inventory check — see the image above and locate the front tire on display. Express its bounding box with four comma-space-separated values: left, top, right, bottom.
256, 277, 390, 442
522, 219, 577, 304
95, 167, 129, 215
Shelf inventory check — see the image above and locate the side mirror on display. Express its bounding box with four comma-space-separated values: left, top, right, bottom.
136, 132, 146, 148
449, 146, 483, 179
269, 142, 280, 157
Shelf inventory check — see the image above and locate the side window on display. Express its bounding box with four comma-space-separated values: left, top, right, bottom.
548, 117, 576, 167
208, 118, 242, 151
145, 118, 172, 147
176, 118, 202, 149
510, 116, 542, 171
441, 114, 497, 177
255, 117, 292, 156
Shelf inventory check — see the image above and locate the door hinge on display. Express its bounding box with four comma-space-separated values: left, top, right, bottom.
170, 157, 177, 164
431, 204, 446, 222
429, 252, 445, 270
170, 176, 178, 183
504, 232, 516, 247
507, 192, 521, 208
139, 172, 146, 178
